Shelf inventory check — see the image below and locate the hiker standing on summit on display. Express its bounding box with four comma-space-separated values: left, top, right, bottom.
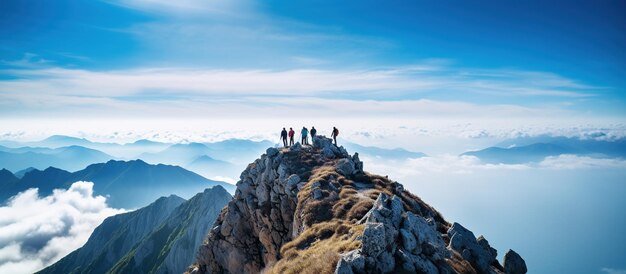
331, 127, 339, 145
310, 126, 317, 139
301, 127, 309, 145
288, 127, 295, 146
280, 128, 288, 147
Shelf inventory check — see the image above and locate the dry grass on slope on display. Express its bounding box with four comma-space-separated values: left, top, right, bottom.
267, 221, 364, 274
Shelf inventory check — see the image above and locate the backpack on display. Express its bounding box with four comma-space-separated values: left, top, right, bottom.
334, 128, 339, 136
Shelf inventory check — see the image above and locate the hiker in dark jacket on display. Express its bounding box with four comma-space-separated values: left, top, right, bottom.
280, 128, 288, 147
288, 128, 295, 146
310, 127, 317, 139
331, 127, 339, 145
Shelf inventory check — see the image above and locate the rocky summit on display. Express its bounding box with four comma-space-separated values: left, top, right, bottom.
188, 136, 527, 274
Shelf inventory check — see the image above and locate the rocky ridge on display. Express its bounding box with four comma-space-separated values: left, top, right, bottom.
189, 136, 527, 274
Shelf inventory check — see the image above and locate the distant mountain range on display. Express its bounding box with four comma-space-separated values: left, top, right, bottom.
39, 186, 231, 274
0, 135, 171, 159
0, 145, 114, 172
0, 135, 273, 180
0, 160, 234, 208
343, 142, 426, 160
463, 136, 626, 164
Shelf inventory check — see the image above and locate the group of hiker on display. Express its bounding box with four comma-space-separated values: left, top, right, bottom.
280, 126, 339, 147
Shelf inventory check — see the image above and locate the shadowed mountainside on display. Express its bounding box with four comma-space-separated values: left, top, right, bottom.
38, 194, 186, 274
39, 186, 232, 274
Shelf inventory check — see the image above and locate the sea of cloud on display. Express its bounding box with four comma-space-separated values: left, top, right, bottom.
0, 182, 125, 274
362, 154, 626, 183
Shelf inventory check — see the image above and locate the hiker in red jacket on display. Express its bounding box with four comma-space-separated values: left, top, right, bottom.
331, 127, 339, 145
288, 127, 295, 146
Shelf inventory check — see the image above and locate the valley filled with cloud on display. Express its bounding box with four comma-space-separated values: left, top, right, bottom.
0, 182, 125, 274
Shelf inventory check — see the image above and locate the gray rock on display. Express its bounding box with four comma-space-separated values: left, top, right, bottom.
286, 174, 300, 192
447, 222, 494, 273
403, 212, 448, 260
390, 195, 403, 229
413, 253, 438, 274
323, 146, 336, 158
343, 250, 365, 272
352, 153, 364, 173
503, 249, 527, 274
296, 182, 306, 191
291, 142, 302, 151
335, 250, 365, 274
277, 163, 288, 181
255, 180, 270, 206
313, 188, 323, 200
396, 249, 416, 272
373, 250, 395, 273
361, 222, 386, 257
335, 158, 356, 176
335, 259, 354, 274
396, 248, 437, 274
399, 228, 417, 252
266, 147, 279, 157
478, 235, 497, 261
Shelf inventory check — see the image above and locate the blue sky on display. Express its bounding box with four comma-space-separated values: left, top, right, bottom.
0, 0, 625, 122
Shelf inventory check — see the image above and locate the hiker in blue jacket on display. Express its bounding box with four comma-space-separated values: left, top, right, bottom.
301, 127, 309, 145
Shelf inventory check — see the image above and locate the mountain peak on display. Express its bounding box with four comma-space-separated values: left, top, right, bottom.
0, 168, 18, 183
104, 159, 147, 165
43, 135, 88, 142
189, 136, 526, 274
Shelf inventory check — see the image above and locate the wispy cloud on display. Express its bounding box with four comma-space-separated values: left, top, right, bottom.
106, 0, 245, 16
0, 64, 602, 119
602, 268, 626, 274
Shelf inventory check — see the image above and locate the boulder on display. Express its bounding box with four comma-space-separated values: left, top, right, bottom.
266, 147, 279, 157
448, 222, 497, 273
335, 158, 356, 176
335, 250, 365, 274
361, 222, 386, 257
286, 174, 300, 192
503, 249, 527, 274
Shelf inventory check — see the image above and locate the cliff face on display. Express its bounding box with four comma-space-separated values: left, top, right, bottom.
39, 186, 232, 274
108, 186, 232, 274
189, 136, 527, 274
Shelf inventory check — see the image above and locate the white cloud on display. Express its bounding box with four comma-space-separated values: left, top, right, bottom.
210, 176, 237, 185
602, 268, 626, 274
108, 0, 246, 16
0, 182, 125, 274
539, 155, 626, 169
0, 64, 606, 122
0, 66, 595, 98
363, 154, 626, 182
